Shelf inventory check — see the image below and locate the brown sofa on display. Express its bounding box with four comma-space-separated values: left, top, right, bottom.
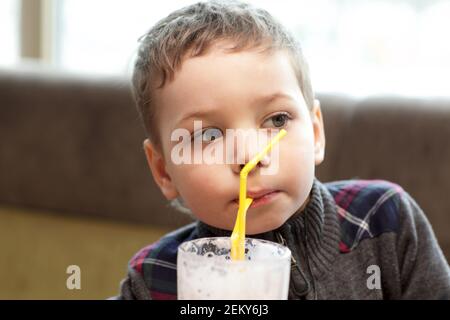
0, 65, 449, 297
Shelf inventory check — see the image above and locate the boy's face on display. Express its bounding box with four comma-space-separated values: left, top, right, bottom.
144, 42, 325, 234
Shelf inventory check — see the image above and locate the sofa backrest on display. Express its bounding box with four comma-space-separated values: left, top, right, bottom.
1, 66, 449, 259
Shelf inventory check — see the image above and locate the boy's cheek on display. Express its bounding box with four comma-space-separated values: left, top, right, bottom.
171, 164, 227, 196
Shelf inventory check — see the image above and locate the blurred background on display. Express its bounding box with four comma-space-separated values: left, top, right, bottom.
3, 0, 450, 95
1, 0, 449, 299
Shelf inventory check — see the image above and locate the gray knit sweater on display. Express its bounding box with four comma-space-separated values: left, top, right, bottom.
116, 179, 450, 299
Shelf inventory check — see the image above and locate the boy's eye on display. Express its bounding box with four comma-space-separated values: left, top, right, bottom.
263, 112, 291, 128
192, 127, 223, 142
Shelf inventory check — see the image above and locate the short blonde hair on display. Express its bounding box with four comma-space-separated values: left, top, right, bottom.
131, 0, 314, 152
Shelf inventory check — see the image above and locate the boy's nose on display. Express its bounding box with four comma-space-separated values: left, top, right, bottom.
228, 129, 272, 175
232, 152, 271, 175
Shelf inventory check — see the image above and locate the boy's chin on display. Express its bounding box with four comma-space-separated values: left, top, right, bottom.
245, 219, 286, 236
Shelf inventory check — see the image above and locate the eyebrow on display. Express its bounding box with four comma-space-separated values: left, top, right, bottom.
176, 92, 295, 126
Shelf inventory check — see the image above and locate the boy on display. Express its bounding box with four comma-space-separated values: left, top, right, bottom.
117, 0, 450, 299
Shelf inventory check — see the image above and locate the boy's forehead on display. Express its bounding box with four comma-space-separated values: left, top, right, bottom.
153, 45, 304, 132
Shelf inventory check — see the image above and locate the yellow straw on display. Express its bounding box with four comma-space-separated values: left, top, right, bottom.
230, 129, 287, 260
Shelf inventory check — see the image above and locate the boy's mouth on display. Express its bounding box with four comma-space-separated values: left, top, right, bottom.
232, 189, 281, 209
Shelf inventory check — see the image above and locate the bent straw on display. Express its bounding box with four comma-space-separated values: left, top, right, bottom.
230, 129, 287, 261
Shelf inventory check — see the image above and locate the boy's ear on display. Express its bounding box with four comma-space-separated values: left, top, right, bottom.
143, 139, 179, 200
312, 99, 326, 166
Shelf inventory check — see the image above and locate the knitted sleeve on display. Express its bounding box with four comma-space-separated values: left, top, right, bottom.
396, 191, 450, 299
116, 267, 152, 300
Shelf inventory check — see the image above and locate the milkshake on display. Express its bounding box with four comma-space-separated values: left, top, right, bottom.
177, 237, 291, 300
